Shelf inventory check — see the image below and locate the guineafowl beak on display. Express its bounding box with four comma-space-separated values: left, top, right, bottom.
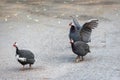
69, 22, 72, 26
13, 42, 17, 47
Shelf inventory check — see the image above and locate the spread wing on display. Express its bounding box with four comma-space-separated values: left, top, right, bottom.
80, 19, 98, 43
82, 19, 98, 29
71, 16, 82, 30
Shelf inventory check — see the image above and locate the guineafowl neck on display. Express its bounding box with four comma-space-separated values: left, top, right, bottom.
16, 47, 19, 53
71, 43, 75, 51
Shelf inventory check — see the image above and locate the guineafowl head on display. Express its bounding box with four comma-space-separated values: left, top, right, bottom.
69, 22, 76, 32
13, 42, 18, 48
13, 42, 19, 55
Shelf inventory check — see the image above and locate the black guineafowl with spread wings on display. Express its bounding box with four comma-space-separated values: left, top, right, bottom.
69, 17, 98, 43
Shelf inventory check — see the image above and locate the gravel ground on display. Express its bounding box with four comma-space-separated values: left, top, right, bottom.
0, 0, 120, 80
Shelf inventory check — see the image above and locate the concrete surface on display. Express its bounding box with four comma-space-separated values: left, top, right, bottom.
0, 0, 120, 80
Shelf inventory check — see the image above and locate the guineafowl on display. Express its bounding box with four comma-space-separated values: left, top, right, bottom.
69, 17, 98, 43
70, 39, 90, 62
69, 22, 81, 42
13, 42, 35, 69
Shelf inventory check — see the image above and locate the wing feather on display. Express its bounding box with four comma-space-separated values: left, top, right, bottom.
82, 19, 98, 29
71, 16, 82, 30
80, 19, 98, 43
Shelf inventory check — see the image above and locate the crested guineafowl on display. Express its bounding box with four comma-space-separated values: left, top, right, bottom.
13, 42, 35, 69
69, 16, 98, 43
70, 39, 90, 62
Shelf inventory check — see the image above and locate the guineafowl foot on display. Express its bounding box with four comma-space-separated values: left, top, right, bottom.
75, 59, 80, 63
80, 56, 84, 61
75, 56, 80, 63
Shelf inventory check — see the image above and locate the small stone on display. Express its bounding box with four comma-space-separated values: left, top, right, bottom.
27, 15, 30, 18
27, 15, 32, 20
26, 25, 30, 28
5, 18, 8, 22
64, 1, 67, 3
43, 8, 47, 11
75, 15, 79, 17
14, 13, 18, 17
34, 19, 39, 22
58, 21, 61, 24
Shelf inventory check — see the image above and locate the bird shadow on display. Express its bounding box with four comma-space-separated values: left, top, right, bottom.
55, 55, 75, 64
8, 65, 45, 72
56, 55, 94, 64
19, 67, 35, 71
83, 56, 94, 62
57, 54, 93, 63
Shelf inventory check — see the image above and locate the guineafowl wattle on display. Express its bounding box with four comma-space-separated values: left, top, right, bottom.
13, 42, 35, 69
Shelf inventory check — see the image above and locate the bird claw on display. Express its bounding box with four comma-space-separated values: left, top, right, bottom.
74, 56, 84, 63
75, 58, 80, 63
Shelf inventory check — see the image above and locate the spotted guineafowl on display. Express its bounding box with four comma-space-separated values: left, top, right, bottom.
13, 42, 35, 69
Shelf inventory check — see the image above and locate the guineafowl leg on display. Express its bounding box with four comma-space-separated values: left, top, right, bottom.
29, 64, 32, 68
81, 56, 84, 61
75, 56, 80, 63
23, 65, 25, 68
21, 65, 25, 70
